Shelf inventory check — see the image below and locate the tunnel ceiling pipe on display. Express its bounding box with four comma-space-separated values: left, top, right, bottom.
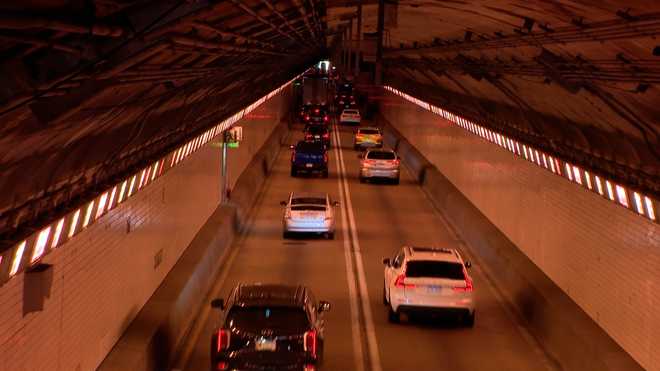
170, 35, 287, 55
190, 21, 278, 50
307, 0, 322, 36
385, 13, 660, 56
0, 33, 82, 56
95, 42, 171, 79
228, 0, 299, 45
355, 0, 362, 76
375, 0, 385, 84
0, 15, 126, 37
290, 0, 317, 40
258, 0, 316, 48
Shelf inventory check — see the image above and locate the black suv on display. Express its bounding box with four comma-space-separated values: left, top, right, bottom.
210, 284, 331, 371
304, 106, 329, 125
290, 141, 329, 177
304, 125, 331, 148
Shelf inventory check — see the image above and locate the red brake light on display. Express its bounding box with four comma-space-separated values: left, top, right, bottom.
323, 133, 330, 139
216, 329, 230, 352
216, 361, 229, 370
306, 134, 313, 140
453, 269, 473, 292
304, 330, 317, 358
305, 115, 310, 120
304, 365, 316, 371
324, 115, 329, 122
394, 274, 415, 288
323, 153, 328, 163
314, 109, 319, 113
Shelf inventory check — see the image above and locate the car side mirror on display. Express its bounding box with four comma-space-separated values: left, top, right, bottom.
465, 261, 472, 268
318, 301, 331, 313
280, 201, 287, 206
211, 298, 225, 310
382, 258, 391, 266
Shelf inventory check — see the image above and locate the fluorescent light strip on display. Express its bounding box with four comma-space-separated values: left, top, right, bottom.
384, 85, 657, 222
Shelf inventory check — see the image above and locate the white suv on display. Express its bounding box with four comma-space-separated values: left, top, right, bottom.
382, 246, 475, 326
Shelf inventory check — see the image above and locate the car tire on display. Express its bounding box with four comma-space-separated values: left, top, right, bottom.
322, 170, 329, 178
327, 231, 334, 240
359, 176, 365, 183
388, 306, 400, 323
393, 177, 400, 185
465, 311, 475, 328
290, 167, 297, 177
283, 231, 290, 239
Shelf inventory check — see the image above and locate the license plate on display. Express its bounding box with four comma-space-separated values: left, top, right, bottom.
306, 163, 313, 168
255, 338, 276, 351
427, 285, 441, 293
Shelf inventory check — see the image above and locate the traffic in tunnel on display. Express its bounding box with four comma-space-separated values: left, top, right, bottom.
0, 1, 658, 371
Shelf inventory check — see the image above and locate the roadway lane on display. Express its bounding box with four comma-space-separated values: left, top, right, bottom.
181, 118, 554, 371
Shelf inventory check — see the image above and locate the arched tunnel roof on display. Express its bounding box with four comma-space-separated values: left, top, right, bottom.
0, 0, 658, 248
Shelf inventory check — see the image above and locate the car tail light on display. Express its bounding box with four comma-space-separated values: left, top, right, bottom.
323, 153, 328, 163
324, 115, 329, 122
305, 115, 310, 121
453, 269, 473, 292
304, 330, 317, 358
305, 134, 313, 140
304, 364, 316, 371
362, 159, 376, 167
392, 159, 400, 166
323, 133, 330, 139
216, 329, 230, 352
394, 274, 415, 288
314, 109, 319, 113
216, 361, 229, 370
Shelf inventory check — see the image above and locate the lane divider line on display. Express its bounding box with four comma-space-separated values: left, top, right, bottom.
333, 123, 384, 371
332, 125, 366, 371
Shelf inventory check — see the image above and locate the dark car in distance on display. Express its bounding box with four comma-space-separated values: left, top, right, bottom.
304, 125, 331, 148
290, 141, 329, 178
210, 284, 331, 371
304, 106, 329, 125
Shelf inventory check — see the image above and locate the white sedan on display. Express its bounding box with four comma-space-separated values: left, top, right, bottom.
280, 192, 338, 239
339, 109, 361, 125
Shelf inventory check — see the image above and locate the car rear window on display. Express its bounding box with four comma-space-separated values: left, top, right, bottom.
405, 261, 465, 280
296, 142, 324, 152
367, 151, 395, 160
343, 110, 358, 114
359, 129, 379, 134
291, 205, 326, 211
306, 126, 328, 134
291, 197, 326, 205
226, 306, 309, 333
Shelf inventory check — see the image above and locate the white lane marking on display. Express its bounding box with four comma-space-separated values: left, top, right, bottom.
332, 129, 366, 371
333, 123, 384, 371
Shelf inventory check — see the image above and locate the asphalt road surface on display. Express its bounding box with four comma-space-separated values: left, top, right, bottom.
179, 118, 555, 371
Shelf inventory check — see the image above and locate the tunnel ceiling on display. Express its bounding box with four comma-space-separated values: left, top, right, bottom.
0, 0, 327, 242
327, 0, 659, 198
1, 0, 659, 245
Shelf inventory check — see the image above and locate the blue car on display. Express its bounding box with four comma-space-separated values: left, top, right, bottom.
290, 141, 329, 178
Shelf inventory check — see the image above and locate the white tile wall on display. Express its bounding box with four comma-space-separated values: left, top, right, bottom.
0, 93, 286, 371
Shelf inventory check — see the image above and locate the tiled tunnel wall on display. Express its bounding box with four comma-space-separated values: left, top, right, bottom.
378, 92, 660, 371
0, 89, 290, 371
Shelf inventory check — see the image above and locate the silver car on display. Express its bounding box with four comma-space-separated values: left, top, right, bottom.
280, 192, 338, 239
359, 148, 400, 184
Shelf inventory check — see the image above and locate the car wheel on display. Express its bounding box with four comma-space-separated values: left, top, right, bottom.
464, 311, 475, 328
290, 167, 297, 177
327, 231, 334, 240
393, 177, 400, 185
283, 231, 290, 239
359, 176, 365, 183
388, 306, 400, 323
322, 170, 329, 178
